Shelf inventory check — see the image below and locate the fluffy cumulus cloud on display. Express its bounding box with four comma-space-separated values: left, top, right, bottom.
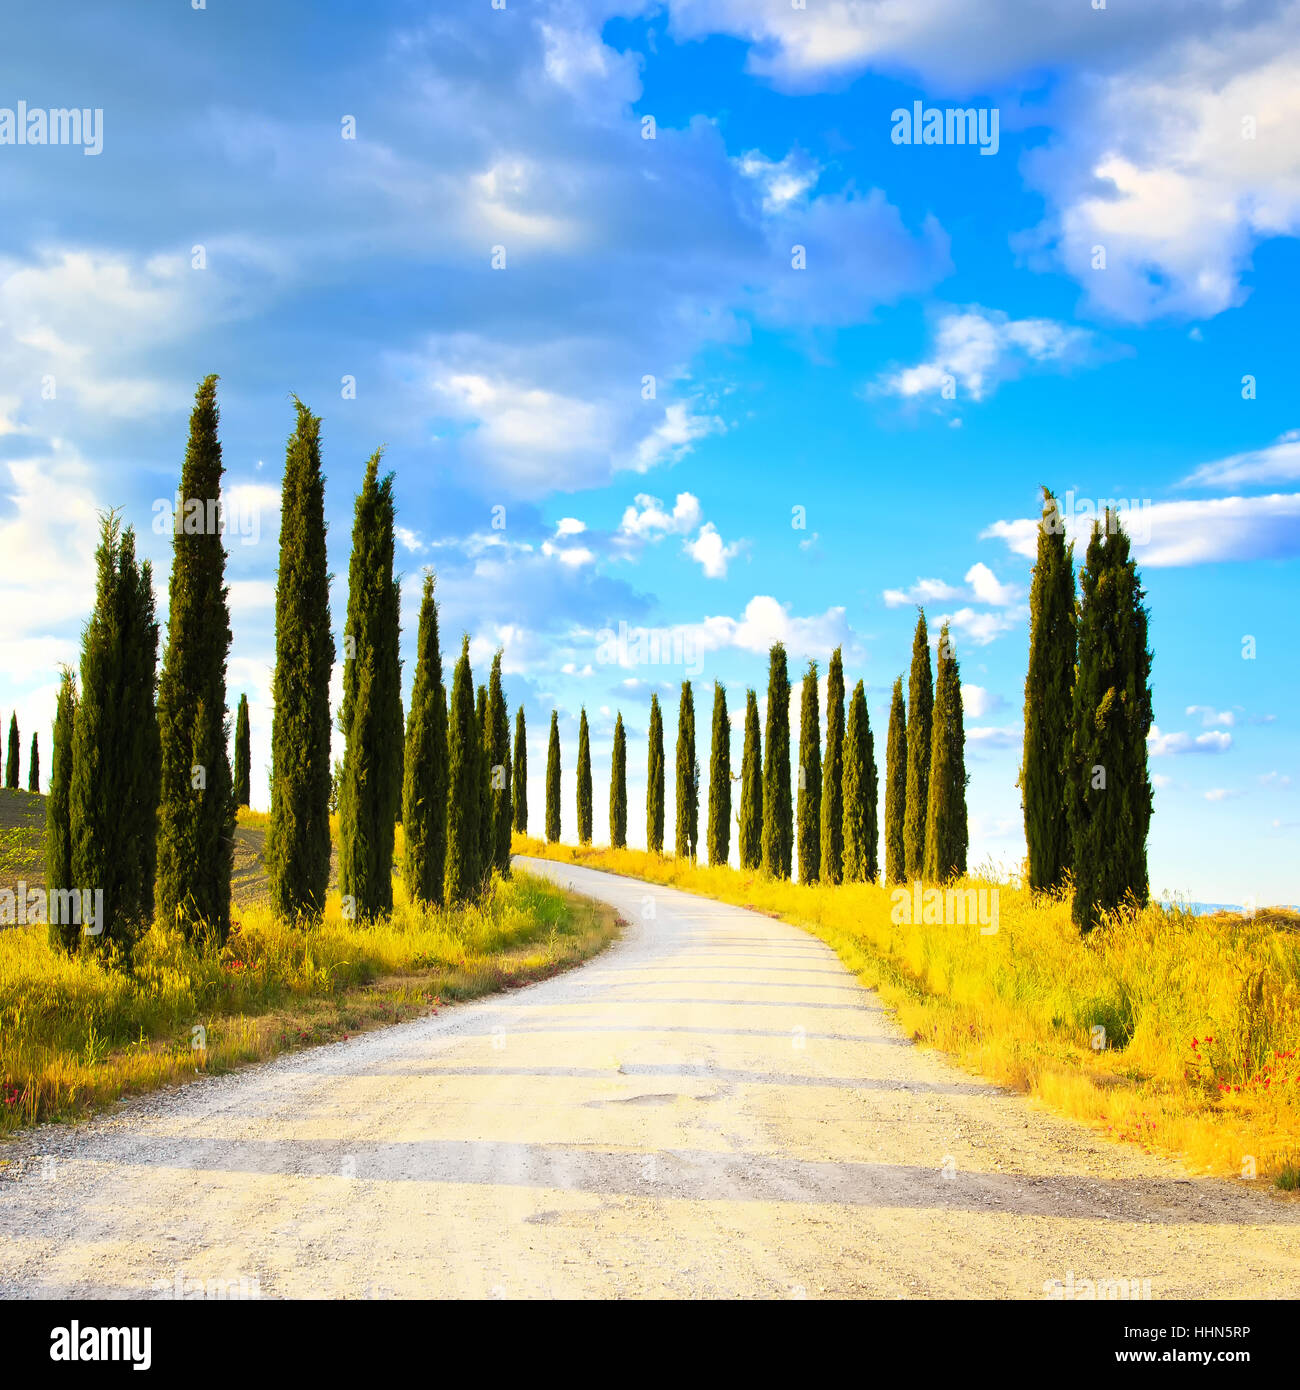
684, 521, 745, 579
618, 492, 704, 539
1148, 724, 1233, 755
874, 307, 1100, 404
1180, 430, 1300, 488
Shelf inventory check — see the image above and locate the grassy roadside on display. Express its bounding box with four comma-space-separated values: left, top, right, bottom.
515, 835, 1300, 1189
0, 798, 622, 1139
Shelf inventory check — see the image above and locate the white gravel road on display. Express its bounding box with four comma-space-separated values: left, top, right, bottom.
1, 857, 1297, 1299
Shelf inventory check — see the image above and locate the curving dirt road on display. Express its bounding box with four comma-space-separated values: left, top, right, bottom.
2, 857, 1298, 1299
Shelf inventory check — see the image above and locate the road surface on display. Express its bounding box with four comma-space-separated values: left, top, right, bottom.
2, 857, 1297, 1298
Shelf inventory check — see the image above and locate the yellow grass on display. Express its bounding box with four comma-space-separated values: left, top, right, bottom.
0, 867, 620, 1138
514, 835, 1300, 1186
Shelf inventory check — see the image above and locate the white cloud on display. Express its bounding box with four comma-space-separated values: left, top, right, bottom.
873, 307, 1098, 404
630, 401, 725, 472
540, 540, 596, 569
967, 725, 1021, 749
1180, 430, 1300, 488
736, 149, 820, 211
962, 684, 1007, 719
618, 491, 704, 539
1204, 788, 1242, 802
1185, 705, 1235, 728
555, 517, 587, 537
933, 607, 1019, 646
684, 521, 745, 579
1148, 724, 1233, 755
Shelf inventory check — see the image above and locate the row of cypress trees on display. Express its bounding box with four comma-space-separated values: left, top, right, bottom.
1020, 491, 1153, 932
1, 712, 38, 792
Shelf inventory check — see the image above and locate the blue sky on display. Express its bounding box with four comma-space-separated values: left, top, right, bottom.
1, 0, 1297, 903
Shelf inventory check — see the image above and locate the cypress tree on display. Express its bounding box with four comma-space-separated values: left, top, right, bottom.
610, 712, 627, 849
646, 693, 665, 853
402, 572, 448, 907
1022, 487, 1077, 894
820, 648, 845, 884
707, 682, 730, 867
545, 710, 561, 843
1069, 513, 1153, 932
674, 681, 698, 859
28, 731, 39, 794
6, 713, 18, 788
761, 643, 792, 878
337, 451, 402, 921
797, 661, 821, 883
476, 684, 491, 870
512, 706, 527, 834
268, 399, 335, 923
233, 694, 251, 808
924, 625, 968, 882
843, 680, 877, 882
444, 636, 481, 903
885, 677, 907, 884
903, 610, 933, 878
738, 689, 763, 870
45, 670, 76, 951
156, 375, 234, 941
488, 652, 512, 874
71, 516, 160, 954
576, 707, 593, 845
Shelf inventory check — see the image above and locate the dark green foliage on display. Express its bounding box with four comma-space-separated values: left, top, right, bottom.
885, 677, 907, 884
71, 515, 160, 956
820, 648, 845, 884
1069, 514, 1153, 932
488, 652, 512, 874
233, 694, 251, 808
338, 451, 403, 922
402, 572, 448, 907
646, 693, 665, 853
797, 661, 821, 884
738, 689, 762, 870
1022, 488, 1077, 894
576, 707, 593, 846
268, 399, 335, 924
6, 713, 18, 788
27, 731, 39, 794
610, 712, 627, 849
843, 680, 878, 882
444, 637, 482, 903
924, 626, 968, 882
545, 710, 561, 843
761, 643, 792, 878
45, 670, 76, 951
903, 610, 933, 878
674, 682, 698, 860
707, 682, 730, 867
476, 684, 491, 870
512, 706, 528, 834
156, 376, 234, 941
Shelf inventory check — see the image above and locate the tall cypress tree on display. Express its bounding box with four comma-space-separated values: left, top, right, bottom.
646, 693, 665, 854
707, 682, 730, 867
233, 694, 251, 808
797, 661, 821, 884
885, 677, 907, 884
444, 637, 481, 903
761, 643, 792, 878
924, 625, 968, 882
576, 707, 593, 845
820, 648, 845, 884
6, 713, 18, 788
512, 705, 528, 834
545, 710, 561, 843
843, 680, 876, 882
488, 652, 512, 874
674, 681, 698, 860
610, 711, 627, 849
476, 684, 492, 871
27, 731, 39, 794
903, 610, 933, 878
1069, 513, 1153, 932
46, 669, 76, 951
156, 375, 234, 941
738, 689, 763, 870
402, 572, 448, 907
71, 516, 159, 954
338, 452, 402, 921
1022, 487, 1077, 894
268, 399, 335, 923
